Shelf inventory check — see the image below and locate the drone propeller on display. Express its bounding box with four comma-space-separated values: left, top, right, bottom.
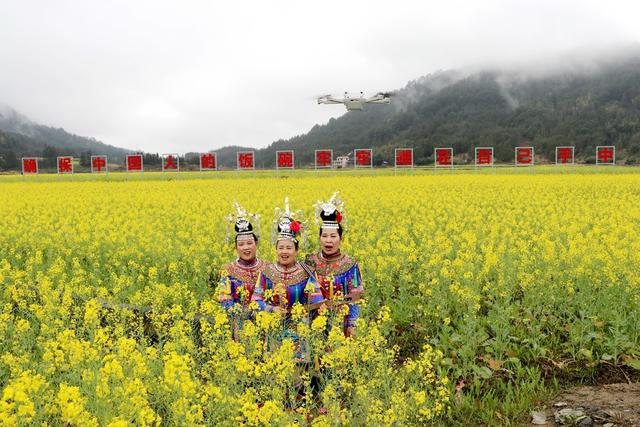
311, 94, 332, 102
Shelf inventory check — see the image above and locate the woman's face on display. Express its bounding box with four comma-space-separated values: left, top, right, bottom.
236, 237, 257, 262
320, 228, 341, 256
276, 239, 298, 267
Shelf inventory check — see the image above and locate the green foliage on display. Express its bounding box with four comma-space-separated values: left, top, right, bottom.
0, 107, 130, 171
265, 57, 640, 165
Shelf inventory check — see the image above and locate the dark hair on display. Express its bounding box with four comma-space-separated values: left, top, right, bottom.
319, 224, 343, 238
235, 233, 258, 245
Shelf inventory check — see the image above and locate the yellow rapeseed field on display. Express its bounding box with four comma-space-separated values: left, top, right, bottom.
0, 170, 639, 425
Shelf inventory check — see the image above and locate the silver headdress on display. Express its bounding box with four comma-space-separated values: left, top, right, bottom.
314, 191, 346, 230
272, 197, 307, 246
225, 200, 260, 244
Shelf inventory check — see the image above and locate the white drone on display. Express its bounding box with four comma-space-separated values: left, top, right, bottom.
317, 91, 392, 111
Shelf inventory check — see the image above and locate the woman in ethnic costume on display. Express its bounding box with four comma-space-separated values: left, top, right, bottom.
252, 198, 325, 360
217, 201, 266, 322
305, 192, 364, 337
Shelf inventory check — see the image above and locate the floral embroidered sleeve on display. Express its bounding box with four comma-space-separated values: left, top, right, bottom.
346, 262, 364, 327
305, 273, 325, 306
251, 272, 276, 313
217, 273, 235, 311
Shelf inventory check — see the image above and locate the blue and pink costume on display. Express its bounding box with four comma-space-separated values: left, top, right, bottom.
252, 262, 325, 312
304, 252, 364, 331
252, 262, 325, 361
217, 258, 266, 315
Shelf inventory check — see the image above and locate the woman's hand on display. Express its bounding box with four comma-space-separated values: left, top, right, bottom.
271, 306, 287, 314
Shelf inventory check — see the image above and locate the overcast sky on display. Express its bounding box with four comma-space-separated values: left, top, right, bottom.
1, 0, 639, 153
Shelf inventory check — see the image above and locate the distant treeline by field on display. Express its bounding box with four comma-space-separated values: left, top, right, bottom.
3, 53, 640, 171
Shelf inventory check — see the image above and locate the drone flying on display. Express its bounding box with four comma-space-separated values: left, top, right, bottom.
317, 91, 392, 111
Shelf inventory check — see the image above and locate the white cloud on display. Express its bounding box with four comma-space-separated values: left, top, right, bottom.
1, 0, 639, 152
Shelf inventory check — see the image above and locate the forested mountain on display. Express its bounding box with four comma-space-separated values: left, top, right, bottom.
249, 55, 640, 166
0, 106, 130, 170
4, 54, 640, 171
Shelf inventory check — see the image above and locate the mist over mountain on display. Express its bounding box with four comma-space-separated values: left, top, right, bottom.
245, 51, 640, 167
0, 105, 131, 170
4, 50, 640, 171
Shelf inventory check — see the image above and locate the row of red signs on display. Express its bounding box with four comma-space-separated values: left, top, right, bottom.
19, 150, 365, 173
20, 146, 616, 174
21, 154, 210, 174
396, 146, 616, 167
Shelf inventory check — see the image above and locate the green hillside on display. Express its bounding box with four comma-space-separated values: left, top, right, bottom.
251, 56, 640, 166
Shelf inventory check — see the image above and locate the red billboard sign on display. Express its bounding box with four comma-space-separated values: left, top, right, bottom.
596, 146, 615, 165
162, 154, 179, 171
395, 148, 413, 168
127, 154, 143, 172
354, 149, 373, 168
57, 156, 73, 174
315, 149, 333, 168
515, 147, 534, 166
475, 147, 493, 166
200, 153, 217, 171
276, 150, 294, 169
556, 146, 574, 165
91, 156, 107, 173
237, 151, 255, 170
435, 148, 453, 167
22, 158, 38, 174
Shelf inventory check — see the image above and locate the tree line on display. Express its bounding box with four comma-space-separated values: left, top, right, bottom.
4, 56, 640, 171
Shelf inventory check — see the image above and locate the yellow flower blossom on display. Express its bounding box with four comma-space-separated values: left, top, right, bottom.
2, 170, 632, 424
